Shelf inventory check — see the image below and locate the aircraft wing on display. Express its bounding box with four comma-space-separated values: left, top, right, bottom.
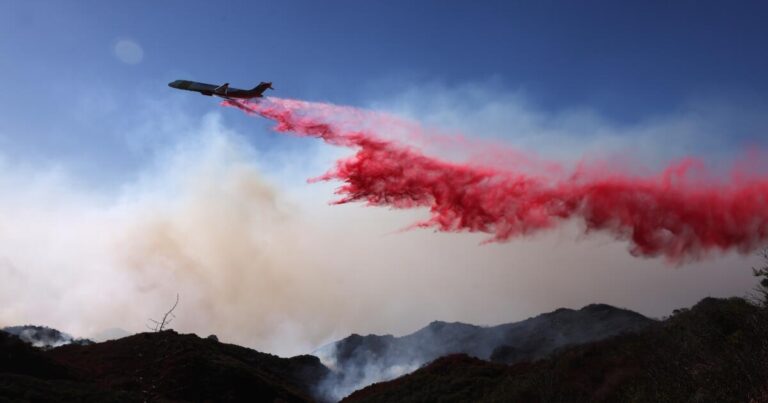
215, 83, 230, 95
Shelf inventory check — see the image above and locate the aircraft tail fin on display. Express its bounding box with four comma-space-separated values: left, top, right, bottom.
250, 82, 274, 96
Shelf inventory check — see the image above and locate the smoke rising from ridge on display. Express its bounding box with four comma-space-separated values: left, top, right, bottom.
225, 97, 768, 261
0, 122, 346, 355
0, 90, 762, 359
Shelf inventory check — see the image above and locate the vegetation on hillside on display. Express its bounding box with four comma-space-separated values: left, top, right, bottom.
345, 253, 768, 402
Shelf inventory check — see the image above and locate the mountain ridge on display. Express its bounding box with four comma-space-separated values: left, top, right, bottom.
2, 325, 94, 349
341, 297, 768, 403
316, 303, 654, 401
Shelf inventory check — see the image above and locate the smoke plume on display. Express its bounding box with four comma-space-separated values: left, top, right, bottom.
224, 97, 768, 261
0, 92, 761, 363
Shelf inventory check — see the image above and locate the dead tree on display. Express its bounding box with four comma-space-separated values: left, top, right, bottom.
147, 293, 179, 332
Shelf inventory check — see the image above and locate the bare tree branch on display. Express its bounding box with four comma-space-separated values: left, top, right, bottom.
146, 293, 180, 332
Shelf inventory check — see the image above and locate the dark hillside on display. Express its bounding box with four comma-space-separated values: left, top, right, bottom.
2, 325, 93, 349
48, 330, 329, 402
0, 331, 138, 401
0, 330, 329, 402
343, 297, 768, 403
0, 330, 68, 379
319, 303, 653, 400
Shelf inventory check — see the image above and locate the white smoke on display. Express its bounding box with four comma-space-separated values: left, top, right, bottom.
0, 114, 346, 355
0, 87, 762, 363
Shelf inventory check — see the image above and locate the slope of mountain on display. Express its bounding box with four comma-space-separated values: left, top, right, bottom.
342, 297, 768, 403
0, 330, 138, 401
0, 330, 330, 402
3, 299, 764, 402
317, 303, 654, 401
2, 325, 94, 349
49, 330, 329, 402
0, 330, 69, 379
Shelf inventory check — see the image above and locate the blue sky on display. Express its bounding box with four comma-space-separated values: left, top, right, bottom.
6, 1, 768, 108
2, 0, 768, 182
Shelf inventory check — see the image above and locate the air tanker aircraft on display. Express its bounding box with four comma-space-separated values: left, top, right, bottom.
168, 80, 273, 99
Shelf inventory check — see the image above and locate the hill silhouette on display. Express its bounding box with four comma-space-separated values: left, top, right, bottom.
342, 297, 768, 402
1, 330, 328, 402
2, 298, 765, 402
2, 325, 93, 349
317, 303, 653, 400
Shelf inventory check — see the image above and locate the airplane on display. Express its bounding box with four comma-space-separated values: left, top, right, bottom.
168, 80, 273, 99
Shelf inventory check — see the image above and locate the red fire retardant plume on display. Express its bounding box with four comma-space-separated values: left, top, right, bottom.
223, 97, 768, 261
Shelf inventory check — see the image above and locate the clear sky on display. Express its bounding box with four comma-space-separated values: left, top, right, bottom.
3, 1, 768, 179
2, 1, 768, 355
